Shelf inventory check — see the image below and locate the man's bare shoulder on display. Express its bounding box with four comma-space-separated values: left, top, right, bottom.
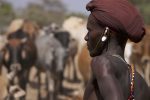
91, 55, 113, 78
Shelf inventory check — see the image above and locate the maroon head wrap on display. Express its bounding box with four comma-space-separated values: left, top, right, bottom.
86, 0, 145, 43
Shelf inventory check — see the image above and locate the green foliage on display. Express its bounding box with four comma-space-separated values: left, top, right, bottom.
41, 0, 67, 12
130, 0, 150, 5
0, 1, 15, 28
19, 3, 66, 26
138, 4, 150, 24
1, 0, 86, 28
1, 0, 149, 29
66, 12, 88, 20
130, 0, 150, 24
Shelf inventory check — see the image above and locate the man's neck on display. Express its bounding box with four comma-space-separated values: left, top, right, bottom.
102, 37, 127, 58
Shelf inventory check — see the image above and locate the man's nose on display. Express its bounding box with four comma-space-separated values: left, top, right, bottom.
84, 34, 88, 41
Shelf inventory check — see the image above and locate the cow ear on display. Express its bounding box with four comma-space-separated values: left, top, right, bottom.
0, 47, 9, 63
4, 50, 9, 62
21, 38, 27, 43
0, 50, 4, 61
0, 46, 6, 55
0, 39, 8, 51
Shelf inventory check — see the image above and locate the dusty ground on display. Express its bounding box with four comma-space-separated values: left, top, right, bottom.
0, 66, 85, 100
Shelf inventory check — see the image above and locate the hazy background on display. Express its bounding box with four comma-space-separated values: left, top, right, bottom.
6, 0, 89, 14
0, 0, 150, 99
0, 0, 150, 32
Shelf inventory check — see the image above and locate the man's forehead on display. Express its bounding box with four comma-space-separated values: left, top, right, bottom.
88, 14, 96, 24
87, 14, 104, 30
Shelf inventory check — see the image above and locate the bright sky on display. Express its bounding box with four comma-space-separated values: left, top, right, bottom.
6, 0, 90, 14
63, 0, 90, 14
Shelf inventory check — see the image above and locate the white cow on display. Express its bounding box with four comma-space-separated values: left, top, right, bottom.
62, 16, 88, 80
63, 16, 87, 53
124, 41, 133, 64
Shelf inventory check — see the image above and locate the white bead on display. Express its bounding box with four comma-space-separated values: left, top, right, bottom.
101, 36, 107, 41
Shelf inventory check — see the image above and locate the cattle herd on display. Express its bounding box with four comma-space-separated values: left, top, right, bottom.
0, 17, 150, 100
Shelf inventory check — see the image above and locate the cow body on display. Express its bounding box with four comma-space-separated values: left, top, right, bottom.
53, 31, 70, 49
35, 33, 66, 99
130, 28, 150, 86
1, 29, 37, 99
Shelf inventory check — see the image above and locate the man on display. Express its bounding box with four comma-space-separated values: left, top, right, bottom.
83, 0, 150, 100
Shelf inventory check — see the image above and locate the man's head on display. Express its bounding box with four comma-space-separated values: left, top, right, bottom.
85, 14, 110, 57
85, 0, 145, 57
86, 0, 145, 43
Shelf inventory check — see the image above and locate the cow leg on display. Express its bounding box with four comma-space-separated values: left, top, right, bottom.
6, 70, 16, 100
65, 57, 73, 81
49, 79, 55, 100
72, 56, 80, 82
59, 71, 64, 93
37, 70, 41, 100
145, 62, 150, 86
45, 71, 51, 100
52, 71, 63, 100
19, 71, 29, 100
54, 77, 60, 100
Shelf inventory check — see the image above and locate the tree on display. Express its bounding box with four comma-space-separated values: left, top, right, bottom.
130, 0, 150, 24
0, 0, 15, 32
20, 3, 66, 26
41, 0, 67, 12
66, 12, 88, 20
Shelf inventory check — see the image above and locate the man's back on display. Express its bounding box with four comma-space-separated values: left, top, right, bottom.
84, 54, 150, 100
109, 55, 150, 100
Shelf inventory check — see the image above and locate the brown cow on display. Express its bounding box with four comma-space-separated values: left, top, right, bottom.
65, 38, 79, 81
0, 75, 8, 100
22, 19, 40, 40
130, 26, 150, 86
78, 45, 91, 86
6, 19, 40, 40
1, 37, 37, 99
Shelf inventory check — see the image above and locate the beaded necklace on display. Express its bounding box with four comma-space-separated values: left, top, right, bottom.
128, 64, 135, 100
112, 55, 135, 100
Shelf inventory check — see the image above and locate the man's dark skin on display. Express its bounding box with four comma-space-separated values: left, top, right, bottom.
83, 14, 150, 100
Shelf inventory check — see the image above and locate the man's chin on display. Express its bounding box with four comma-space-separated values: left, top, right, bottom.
89, 53, 95, 57
89, 50, 101, 57
90, 52, 98, 57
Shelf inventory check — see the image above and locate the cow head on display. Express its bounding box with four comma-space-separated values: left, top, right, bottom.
1, 38, 36, 73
